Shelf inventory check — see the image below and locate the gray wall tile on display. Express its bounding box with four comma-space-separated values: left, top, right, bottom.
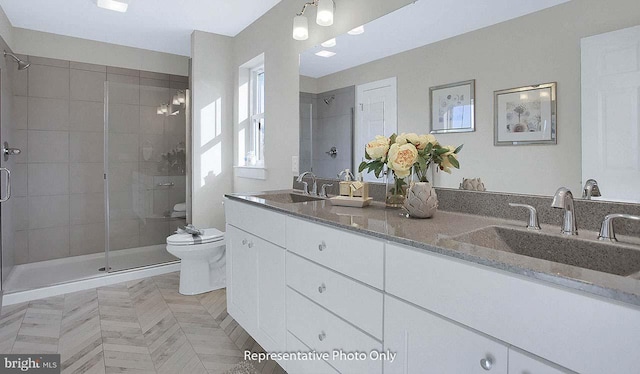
28, 195, 70, 229
13, 197, 28, 231
28, 56, 69, 68
14, 230, 28, 265
12, 70, 28, 96
28, 65, 70, 99
28, 130, 69, 163
108, 133, 139, 162
70, 163, 104, 194
28, 163, 69, 196
70, 69, 106, 102
108, 219, 139, 250
106, 66, 139, 77
69, 61, 106, 73
70, 131, 103, 163
108, 103, 139, 133
107, 74, 140, 105
140, 106, 164, 134
28, 227, 70, 262
140, 71, 170, 80
70, 223, 105, 256
70, 101, 104, 132
70, 193, 105, 225
12, 96, 28, 129
28, 97, 70, 131
12, 164, 27, 197
140, 86, 171, 107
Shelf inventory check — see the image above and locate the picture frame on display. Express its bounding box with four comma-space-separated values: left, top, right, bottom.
494, 82, 557, 146
429, 79, 475, 134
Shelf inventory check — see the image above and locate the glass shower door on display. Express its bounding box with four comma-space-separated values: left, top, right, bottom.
105, 81, 187, 272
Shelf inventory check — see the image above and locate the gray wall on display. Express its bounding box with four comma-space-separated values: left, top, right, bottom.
11, 55, 188, 264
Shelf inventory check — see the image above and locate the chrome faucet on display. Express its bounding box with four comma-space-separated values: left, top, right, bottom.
582, 179, 601, 200
551, 187, 578, 235
509, 203, 541, 230
598, 214, 640, 241
297, 171, 317, 195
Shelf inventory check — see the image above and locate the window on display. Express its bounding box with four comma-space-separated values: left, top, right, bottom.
250, 66, 265, 165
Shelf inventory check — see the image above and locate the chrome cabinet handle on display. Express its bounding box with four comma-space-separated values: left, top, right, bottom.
0, 168, 11, 203
248, 241, 254, 248
318, 283, 326, 293
318, 241, 326, 251
480, 357, 493, 371
318, 331, 326, 341
241, 239, 247, 245
157, 182, 175, 187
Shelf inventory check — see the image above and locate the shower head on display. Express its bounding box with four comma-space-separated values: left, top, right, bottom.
3, 51, 30, 70
324, 95, 335, 105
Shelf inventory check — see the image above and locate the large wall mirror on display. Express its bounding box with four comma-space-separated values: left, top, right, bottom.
299, 0, 640, 203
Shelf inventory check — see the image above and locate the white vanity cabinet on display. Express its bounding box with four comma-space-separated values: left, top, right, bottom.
384, 295, 509, 374
508, 348, 574, 374
225, 200, 286, 361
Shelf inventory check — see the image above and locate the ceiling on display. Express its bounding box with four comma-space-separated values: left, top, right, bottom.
300, 0, 570, 78
0, 0, 282, 56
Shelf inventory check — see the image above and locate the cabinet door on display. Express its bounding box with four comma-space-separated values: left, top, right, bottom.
384, 296, 508, 374
256, 235, 286, 353
226, 224, 258, 334
509, 348, 574, 374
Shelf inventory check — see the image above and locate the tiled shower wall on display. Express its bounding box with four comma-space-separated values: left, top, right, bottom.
11, 55, 188, 264
299, 86, 354, 179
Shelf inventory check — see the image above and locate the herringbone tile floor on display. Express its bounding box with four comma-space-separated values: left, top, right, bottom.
0, 272, 286, 374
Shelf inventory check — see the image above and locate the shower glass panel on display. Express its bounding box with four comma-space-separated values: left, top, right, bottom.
105, 81, 186, 272
299, 100, 313, 173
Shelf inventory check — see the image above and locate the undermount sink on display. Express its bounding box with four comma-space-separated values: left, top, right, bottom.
448, 226, 640, 277
254, 192, 324, 204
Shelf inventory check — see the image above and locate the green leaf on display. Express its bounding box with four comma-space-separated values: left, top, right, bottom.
454, 144, 464, 154
389, 133, 397, 145
425, 143, 433, 153
435, 147, 449, 155
358, 161, 368, 173
374, 163, 384, 178
365, 151, 372, 160
448, 155, 460, 169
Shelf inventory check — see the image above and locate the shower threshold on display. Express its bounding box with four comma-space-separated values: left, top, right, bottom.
3, 244, 178, 296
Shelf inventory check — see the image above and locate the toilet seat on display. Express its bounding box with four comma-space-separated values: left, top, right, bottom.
167, 228, 224, 246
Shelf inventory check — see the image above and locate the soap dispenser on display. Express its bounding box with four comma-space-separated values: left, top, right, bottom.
338, 169, 355, 197
351, 172, 369, 199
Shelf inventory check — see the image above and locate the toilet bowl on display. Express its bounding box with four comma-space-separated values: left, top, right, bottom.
166, 228, 226, 295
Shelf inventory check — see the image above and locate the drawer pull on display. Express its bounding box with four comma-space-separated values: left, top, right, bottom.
248, 241, 254, 248
318, 283, 326, 293
480, 357, 492, 371
242, 239, 247, 245
318, 331, 326, 341
318, 241, 326, 251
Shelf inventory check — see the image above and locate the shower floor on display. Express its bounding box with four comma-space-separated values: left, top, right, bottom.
3, 245, 178, 293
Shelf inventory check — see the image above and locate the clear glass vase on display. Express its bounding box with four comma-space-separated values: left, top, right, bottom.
385, 169, 409, 208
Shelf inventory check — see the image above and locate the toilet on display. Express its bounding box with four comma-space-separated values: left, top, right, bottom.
166, 228, 226, 295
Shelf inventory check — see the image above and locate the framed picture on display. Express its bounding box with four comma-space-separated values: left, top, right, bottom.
494, 82, 557, 146
429, 79, 475, 134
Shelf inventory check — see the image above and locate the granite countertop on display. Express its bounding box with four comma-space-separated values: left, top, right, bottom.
226, 190, 640, 307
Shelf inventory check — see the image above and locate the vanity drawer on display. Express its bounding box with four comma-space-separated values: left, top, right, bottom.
285, 216, 384, 289
225, 199, 286, 247
286, 332, 340, 374
286, 288, 383, 374
286, 252, 383, 339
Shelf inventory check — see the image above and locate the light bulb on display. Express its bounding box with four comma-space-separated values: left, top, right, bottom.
293, 15, 309, 40
316, 0, 334, 26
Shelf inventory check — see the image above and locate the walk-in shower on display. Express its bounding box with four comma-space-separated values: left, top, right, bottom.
0, 54, 190, 297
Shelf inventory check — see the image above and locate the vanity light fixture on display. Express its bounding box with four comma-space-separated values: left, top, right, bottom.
321, 38, 336, 47
315, 50, 336, 58
347, 25, 365, 35
292, 0, 335, 41
172, 90, 186, 105
96, 0, 129, 13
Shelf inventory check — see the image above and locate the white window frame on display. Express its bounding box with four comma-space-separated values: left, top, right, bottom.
250, 66, 265, 166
